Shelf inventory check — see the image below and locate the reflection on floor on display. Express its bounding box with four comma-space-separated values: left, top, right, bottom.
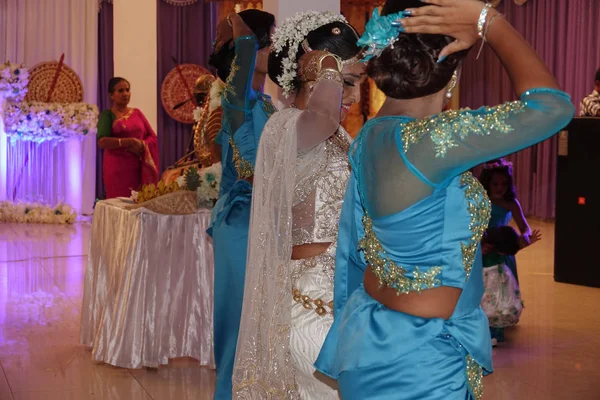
0, 219, 598, 399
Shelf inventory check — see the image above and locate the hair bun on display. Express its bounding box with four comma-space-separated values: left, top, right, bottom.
368, 33, 466, 100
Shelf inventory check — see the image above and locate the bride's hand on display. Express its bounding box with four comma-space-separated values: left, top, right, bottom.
401, 0, 498, 60
298, 51, 342, 83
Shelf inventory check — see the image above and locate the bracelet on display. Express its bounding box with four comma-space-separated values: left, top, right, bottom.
485, 13, 503, 38
476, 7, 499, 60
477, 3, 492, 38
316, 68, 344, 87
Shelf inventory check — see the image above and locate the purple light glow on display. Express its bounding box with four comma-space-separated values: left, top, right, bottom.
64, 139, 82, 213
0, 98, 8, 201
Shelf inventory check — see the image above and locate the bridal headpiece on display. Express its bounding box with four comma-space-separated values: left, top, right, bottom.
272, 11, 348, 97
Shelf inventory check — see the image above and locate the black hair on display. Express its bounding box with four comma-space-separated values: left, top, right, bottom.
209, 9, 276, 82
268, 21, 361, 94
368, 0, 470, 99
485, 226, 521, 256
108, 77, 129, 94
478, 159, 517, 201
595, 67, 600, 83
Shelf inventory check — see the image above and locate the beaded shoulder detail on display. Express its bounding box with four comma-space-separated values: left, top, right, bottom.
229, 135, 253, 179
359, 214, 442, 295
399, 102, 526, 157
223, 54, 240, 104
459, 172, 491, 279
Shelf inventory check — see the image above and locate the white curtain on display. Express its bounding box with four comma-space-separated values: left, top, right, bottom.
0, 0, 98, 214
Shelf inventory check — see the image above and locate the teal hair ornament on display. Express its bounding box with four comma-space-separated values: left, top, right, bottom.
357, 9, 407, 62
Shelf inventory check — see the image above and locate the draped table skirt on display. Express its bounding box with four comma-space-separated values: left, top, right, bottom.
80, 198, 214, 369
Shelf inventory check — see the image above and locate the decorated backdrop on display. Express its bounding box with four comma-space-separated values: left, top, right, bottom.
0, 0, 99, 215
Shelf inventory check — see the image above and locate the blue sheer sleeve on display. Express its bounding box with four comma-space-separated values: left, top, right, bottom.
222, 35, 258, 135
357, 88, 575, 219
404, 88, 575, 185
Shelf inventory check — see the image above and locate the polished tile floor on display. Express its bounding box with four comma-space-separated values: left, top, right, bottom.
0, 219, 598, 399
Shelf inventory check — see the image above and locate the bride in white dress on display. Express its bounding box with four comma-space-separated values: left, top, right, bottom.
232, 11, 366, 399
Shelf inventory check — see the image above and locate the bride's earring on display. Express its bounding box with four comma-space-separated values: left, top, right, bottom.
446, 70, 459, 99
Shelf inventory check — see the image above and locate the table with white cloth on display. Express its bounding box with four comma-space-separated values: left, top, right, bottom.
80, 198, 214, 369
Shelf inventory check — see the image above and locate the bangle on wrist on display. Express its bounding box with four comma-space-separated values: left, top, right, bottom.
485, 13, 503, 37
476, 7, 501, 60
477, 3, 492, 38
316, 68, 344, 87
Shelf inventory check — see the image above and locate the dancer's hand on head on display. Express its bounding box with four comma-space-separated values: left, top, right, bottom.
400, 0, 498, 60
213, 17, 233, 52
298, 51, 341, 83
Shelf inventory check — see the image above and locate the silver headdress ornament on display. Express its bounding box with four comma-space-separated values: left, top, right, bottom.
272, 11, 350, 97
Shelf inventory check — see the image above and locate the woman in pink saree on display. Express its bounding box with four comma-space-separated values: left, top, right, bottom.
97, 77, 159, 198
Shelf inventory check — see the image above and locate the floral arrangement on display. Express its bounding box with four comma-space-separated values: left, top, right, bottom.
195, 162, 221, 205
193, 79, 225, 122
2, 101, 99, 143
208, 79, 224, 112
0, 62, 29, 102
0, 201, 77, 224
271, 11, 348, 97
132, 162, 222, 207
193, 106, 204, 123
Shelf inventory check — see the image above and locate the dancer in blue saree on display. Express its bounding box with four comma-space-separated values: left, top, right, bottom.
207, 9, 276, 400
315, 1, 574, 399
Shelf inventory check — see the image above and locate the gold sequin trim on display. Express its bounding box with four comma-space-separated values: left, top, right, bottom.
257, 92, 276, 118
292, 289, 334, 316
229, 135, 254, 179
224, 55, 240, 103
466, 355, 484, 400
460, 172, 491, 279
400, 102, 526, 157
359, 214, 442, 295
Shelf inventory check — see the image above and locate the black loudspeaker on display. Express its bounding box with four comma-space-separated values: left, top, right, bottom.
554, 117, 600, 288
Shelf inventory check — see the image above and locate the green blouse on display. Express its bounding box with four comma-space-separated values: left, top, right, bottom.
97, 109, 116, 140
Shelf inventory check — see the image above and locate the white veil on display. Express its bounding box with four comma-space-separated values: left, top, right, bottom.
232, 107, 302, 399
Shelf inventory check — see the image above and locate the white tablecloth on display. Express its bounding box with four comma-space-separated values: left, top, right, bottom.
80, 198, 214, 368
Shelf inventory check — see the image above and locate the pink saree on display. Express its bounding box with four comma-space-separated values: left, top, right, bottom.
102, 109, 159, 198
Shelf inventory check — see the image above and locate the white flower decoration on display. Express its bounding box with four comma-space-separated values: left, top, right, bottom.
2, 101, 99, 144
0, 62, 29, 102
271, 11, 347, 97
193, 106, 203, 122
175, 175, 186, 188
0, 201, 77, 224
208, 79, 225, 113
196, 162, 222, 206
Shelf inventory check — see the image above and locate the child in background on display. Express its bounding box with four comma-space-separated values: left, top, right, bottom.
481, 226, 523, 346
479, 159, 541, 283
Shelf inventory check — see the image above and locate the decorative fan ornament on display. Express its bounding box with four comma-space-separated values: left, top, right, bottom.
25, 58, 84, 103
161, 63, 211, 124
